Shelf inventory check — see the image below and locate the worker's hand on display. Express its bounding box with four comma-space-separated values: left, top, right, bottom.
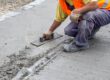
70, 9, 82, 23
72, 9, 81, 14
70, 13, 81, 23
43, 31, 53, 40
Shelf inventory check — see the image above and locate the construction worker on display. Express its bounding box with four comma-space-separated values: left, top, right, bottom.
43, 0, 110, 52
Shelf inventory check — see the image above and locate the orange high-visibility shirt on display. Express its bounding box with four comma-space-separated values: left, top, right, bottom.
55, 0, 97, 22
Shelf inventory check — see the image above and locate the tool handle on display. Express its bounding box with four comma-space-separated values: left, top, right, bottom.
39, 33, 54, 42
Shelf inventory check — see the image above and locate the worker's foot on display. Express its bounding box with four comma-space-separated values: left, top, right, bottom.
88, 28, 100, 40
63, 42, 89, 52
88, 36, 94, 40
63, 38, 74, 44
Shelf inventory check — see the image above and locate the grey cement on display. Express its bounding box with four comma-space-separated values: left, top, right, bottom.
0, 47, 38, 80
0, 0, 63, 66
27, 30, 110, 80
25, 25, 110, 80
0, 0, 110, 80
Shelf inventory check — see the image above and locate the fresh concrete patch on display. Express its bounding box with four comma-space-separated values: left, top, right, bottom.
12, 36, 69, 80
0, 35, 68, 80
21, 35, 110, 80
12, 44, 62, 80
0, 46, 33, 80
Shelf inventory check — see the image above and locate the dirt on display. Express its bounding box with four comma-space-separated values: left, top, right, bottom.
0, 0, 34, 15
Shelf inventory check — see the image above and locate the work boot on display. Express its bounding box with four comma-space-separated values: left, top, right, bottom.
63, 38, 74, 44
88, 36, 94, 40
88, 28, 100, 40
63, 42, 89, 52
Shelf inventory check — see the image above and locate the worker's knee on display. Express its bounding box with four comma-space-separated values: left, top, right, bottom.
78, 20, 90, 33
83, 11, 96, 21
64, 27, 71, 35
64, 26, 78, 37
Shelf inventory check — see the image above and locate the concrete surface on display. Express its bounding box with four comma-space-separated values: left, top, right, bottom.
0, 0, 68, 66
0, 0, 69, 80
0, 0, 110, 80
26, 26, 110, 80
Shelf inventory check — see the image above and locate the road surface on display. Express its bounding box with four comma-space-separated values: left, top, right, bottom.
0, 0, 110, 80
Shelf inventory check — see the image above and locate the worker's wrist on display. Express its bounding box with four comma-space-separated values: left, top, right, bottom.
48, 30, 53, 34
72, 9, 82, 14
48, 29, 54, 33
70, 13, 82, 23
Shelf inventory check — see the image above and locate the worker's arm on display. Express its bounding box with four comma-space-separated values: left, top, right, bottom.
43, 3, 68, 39
48, 3, 68, 32
42, 20, 61, 39
70, 1, 98, 23
49, 20, 61, 32
72, 1, 98, 14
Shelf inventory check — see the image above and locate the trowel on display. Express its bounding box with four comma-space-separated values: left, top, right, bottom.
31, 33, 63, 47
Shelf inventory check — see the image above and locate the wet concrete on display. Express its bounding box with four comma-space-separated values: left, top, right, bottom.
0, 0, 64, 67
0, 0, 110, 80
0, 47, 38, 80
25, 25, 110, 80
0, 34, 66, 80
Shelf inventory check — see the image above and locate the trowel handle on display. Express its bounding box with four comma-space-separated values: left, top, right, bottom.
39, 33, 54, 42
51, 33, 54, 39
39, 37, 45, 42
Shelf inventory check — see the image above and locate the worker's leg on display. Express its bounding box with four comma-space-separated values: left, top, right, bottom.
64, 22, 78, 37
88, 25, 100, 39
63, 9, 110, 52
75, 9, 110, 47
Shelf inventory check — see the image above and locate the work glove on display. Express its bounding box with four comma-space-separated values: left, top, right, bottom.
43, 31, 53, 40
70, 12, 82, 23
70, 13, 81, 23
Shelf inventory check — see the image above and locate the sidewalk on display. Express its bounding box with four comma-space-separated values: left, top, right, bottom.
0, 0, 68, 80
12, 24, 110, 80
0, 0, 65, 66
0, 0, 110, 80
24, 25, 110, 80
